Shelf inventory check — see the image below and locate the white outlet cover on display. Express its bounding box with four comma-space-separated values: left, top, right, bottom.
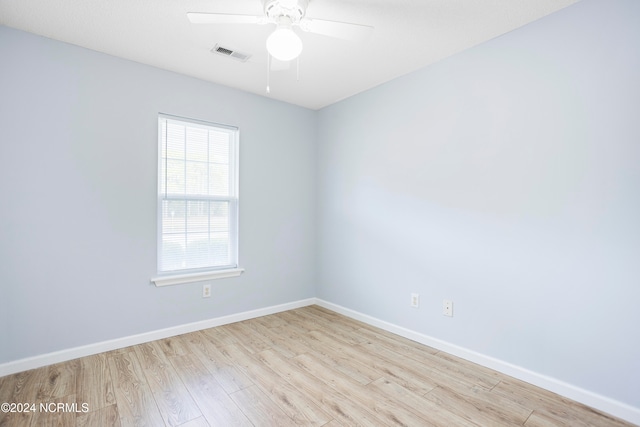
411, 293, 419, 308
443, 300, 453, 317
203, 284, 211, 298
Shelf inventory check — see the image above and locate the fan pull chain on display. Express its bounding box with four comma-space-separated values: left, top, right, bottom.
266, 53, 271, 94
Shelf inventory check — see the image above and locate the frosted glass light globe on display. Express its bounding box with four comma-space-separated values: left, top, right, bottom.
266, 27, 303, 61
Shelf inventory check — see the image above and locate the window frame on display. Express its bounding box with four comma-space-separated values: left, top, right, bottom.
151, 114, 243, 287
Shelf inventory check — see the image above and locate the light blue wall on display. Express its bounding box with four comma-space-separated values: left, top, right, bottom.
0, 25, 317, 363
317, 0, 640, 408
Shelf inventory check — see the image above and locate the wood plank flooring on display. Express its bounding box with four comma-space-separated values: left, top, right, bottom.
0, 305, 635, 426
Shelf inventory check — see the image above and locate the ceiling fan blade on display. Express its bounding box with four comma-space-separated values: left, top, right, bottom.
187, 12, 262, 25
300, 18, 373, 41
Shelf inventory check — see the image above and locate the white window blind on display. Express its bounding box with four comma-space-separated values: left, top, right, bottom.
157, 114, 239, 275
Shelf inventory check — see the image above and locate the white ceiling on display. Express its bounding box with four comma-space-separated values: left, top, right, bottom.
0, 0, 579, 110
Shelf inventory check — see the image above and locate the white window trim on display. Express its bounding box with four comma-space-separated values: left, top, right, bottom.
152, 113, 242, 287
151, 268, 245, 287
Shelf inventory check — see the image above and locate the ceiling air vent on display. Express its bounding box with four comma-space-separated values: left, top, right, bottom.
211, 44, 251, 62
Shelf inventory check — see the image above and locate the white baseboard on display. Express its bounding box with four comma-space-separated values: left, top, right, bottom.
0, 298, 316, 378
315, 299, 640, 426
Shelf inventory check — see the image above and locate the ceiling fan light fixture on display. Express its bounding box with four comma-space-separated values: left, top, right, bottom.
266, 24, 303, 61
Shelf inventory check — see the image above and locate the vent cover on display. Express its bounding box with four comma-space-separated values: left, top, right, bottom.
211, 44, 251, 62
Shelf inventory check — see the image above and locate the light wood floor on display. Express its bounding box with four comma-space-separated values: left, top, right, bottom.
0, 305, 634, 427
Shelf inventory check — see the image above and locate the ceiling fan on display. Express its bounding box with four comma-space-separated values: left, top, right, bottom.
187, 0, 373, 62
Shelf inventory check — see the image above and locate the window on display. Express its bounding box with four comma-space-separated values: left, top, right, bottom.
152, 114, 242, 286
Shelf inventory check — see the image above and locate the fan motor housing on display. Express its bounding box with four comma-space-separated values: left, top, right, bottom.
264, 0, 308, 23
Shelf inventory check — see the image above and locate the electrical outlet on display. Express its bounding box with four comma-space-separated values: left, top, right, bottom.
443, 300, 453, 317
202, 284, 211, 298
411, 293, 419, 308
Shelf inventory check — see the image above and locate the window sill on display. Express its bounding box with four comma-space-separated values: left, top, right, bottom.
151, 268, 245, 287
